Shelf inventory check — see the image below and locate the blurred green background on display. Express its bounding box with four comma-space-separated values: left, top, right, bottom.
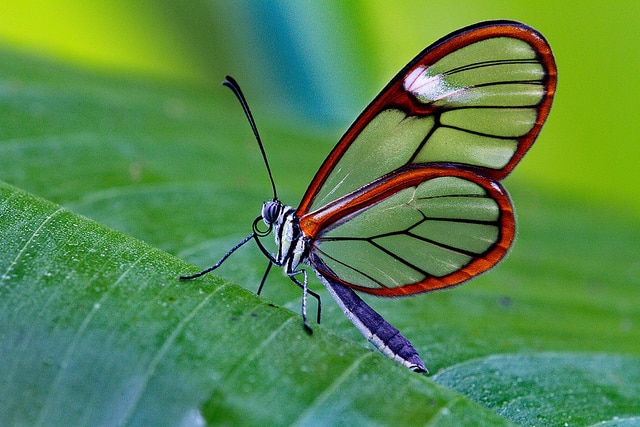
1, 0, 639, 215
1, 1, 639, 425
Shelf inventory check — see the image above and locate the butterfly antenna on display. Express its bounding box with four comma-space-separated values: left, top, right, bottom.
223, 75, 278, 200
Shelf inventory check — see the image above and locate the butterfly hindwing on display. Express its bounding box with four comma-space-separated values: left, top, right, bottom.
300, 166, 514, 295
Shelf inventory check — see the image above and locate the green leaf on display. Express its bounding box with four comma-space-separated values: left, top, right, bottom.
0, 183, 511, 425
1, 31, 640, 426
433, 353, 640, 426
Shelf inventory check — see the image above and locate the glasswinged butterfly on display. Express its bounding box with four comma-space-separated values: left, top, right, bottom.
181, 20, 557, 373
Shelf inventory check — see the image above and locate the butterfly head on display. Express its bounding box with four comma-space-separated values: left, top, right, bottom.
261, 199, 283, 227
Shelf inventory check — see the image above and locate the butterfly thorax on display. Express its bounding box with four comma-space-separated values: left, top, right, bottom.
262, 200, 308, 274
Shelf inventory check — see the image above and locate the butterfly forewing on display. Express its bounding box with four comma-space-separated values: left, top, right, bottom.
299, 21, 556, 215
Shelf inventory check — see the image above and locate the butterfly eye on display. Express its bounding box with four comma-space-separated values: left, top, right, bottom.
261, 200, 282, 226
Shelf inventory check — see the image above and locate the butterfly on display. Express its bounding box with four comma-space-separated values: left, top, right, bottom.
181, 20, 557, 373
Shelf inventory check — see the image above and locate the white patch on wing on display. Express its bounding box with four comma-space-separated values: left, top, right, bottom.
404, 65, 470, 104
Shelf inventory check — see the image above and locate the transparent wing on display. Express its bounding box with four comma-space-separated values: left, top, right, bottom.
300, 167, 514, 296
298, 20, 556, 215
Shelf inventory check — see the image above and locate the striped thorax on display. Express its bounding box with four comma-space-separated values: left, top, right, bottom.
261, 200, 308, 274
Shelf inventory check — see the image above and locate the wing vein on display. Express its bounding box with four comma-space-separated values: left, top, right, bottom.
444, 58, 541, 76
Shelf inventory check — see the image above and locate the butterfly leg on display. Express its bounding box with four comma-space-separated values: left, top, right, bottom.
256, 261, 273, 295
179, 232, 255, 280
287, 269, 323, 334
287, 269, 312, 334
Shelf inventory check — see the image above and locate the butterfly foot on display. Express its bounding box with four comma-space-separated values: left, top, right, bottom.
303, 321, 314, 335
